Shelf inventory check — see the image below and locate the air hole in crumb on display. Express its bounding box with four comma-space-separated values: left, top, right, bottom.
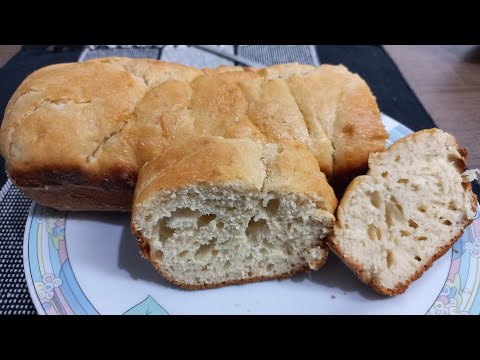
285, 246, 293, 256
408, 219, 418, 228
417, 206, 427, 213
447, 154, 458, 163
170, 208, 201, 218
412, 185, 420, 191
386, 198, 404, 228
224, 260, 231, 269
387, 251, 394, 268
267, 264, 274, 271
260, 248, 268, 255
262, 239, 274, 250
212, 250, 219, 257
391, 196, 404, 215
443, 220, 452, 225
395, 155, 401, 162
195, 237, 217, 258
448, 201, 457, 211
276, 145, 284, 153
145, 214, 153, 222
398, 178, 409, 184
154, 250, 164, 261
415, 256, 421, 261
197, 214, 216, 227
437, 182, 444, 192
368, 224, 381, 240
216, 221, 224, 229
178, 250, 188, 258
202, 265, 208, 272
400, 230, 411, 237
381, 171, 389, 178
245, 254, 253, 261
158, 218, 174, 239
266, 198, 280, 216
447, 153, 464, 171
416, 236, 428, 241
369, 190, 383, 209
246, 218, 268, 242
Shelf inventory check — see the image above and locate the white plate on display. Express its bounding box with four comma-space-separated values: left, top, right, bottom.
23, 114, 480, 315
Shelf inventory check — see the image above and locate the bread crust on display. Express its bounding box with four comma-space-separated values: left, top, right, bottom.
8, 164, 137, 211
131, 137, 337, 218
18, 184, 133, 212
328, 129, 478, 295
0, 58, 385, 211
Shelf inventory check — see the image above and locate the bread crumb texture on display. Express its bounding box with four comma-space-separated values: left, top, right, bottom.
329, 129, 478, 295
132, 137, 336, 288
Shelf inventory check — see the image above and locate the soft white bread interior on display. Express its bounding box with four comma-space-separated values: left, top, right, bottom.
328, 129, 478, 295
131, 136, 337, 289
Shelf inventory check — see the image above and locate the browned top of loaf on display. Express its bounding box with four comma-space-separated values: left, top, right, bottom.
134, 137, 338, 214
0, 57, 387, 191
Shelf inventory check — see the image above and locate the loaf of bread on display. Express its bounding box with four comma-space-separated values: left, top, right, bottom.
131, 136, 337, 288
328, 129, 478, 295
0, 57, 387, 211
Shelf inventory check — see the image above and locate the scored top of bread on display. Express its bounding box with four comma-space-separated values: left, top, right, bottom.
0, 57, 387, 210
328, 129, 478, 296
131, 136, 337, 289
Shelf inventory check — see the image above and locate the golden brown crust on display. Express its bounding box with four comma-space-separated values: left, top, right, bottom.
132, 137, 337, 217
331, 75, 388, 195
8, 163, 137, 211
18, 184, 133, 212
0, 58, 383, 211
132, 137, 267, 209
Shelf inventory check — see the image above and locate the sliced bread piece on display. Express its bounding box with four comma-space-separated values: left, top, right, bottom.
328, 129, 478, 296
131, 136, 337, 289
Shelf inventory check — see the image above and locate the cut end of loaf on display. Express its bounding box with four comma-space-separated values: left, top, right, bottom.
329, 129, 478, 296
132, 185, 333, 289
131, 136, 337, 289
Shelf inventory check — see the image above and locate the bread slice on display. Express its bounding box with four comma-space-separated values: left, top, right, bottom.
131, 136, 337, 289
328, 129, 478, 296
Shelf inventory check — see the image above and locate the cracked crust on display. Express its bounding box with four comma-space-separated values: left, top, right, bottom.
0, 58, 385, 211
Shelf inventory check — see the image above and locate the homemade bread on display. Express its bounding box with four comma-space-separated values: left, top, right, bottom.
0, 57, 387, 211
131, 137, 337, 289
329, 129, 478, 295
